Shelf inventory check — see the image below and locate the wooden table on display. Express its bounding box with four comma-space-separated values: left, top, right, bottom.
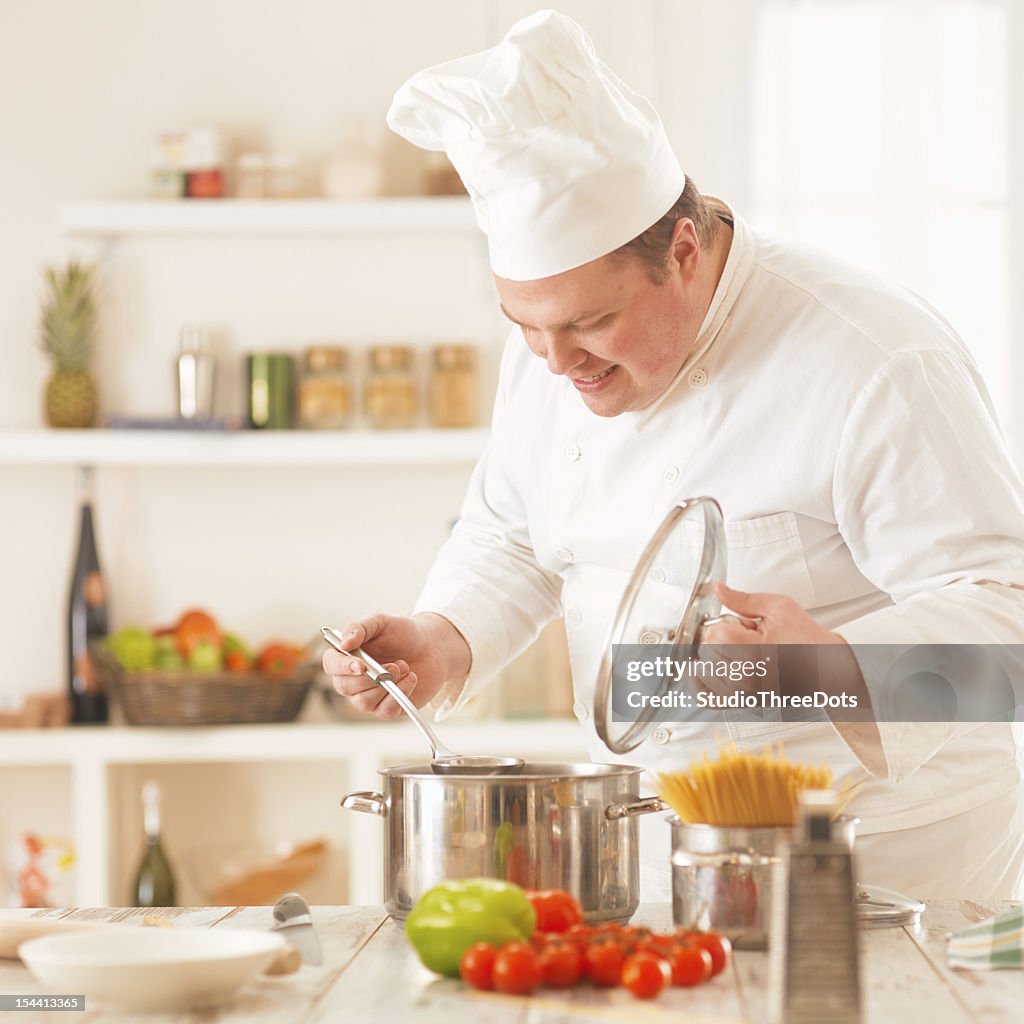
0, 901, 1019, 1022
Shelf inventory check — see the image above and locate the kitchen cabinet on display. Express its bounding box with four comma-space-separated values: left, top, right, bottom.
0, 720, 588, 907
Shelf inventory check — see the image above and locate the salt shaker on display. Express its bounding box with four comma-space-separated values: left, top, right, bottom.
176, 326, 216, 420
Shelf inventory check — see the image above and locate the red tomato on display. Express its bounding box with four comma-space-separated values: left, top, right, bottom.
526, 890, 584, 934
459, 943, 498, 991
585, 939, 626, 987
539, 942, 582, 988
565, 923, 594, 943
493, 942, 542, 995
693, 931, 732, 977
667, 944, 713, 986
621, 926, 653, 947
621, 952, 672, 999
634, 937, 675, 960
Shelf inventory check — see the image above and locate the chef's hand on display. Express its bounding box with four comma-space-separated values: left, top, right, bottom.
702, 583, 887, 776
699, 581, 845, 698
322, 612, 471, 719
701, 583, 845, 645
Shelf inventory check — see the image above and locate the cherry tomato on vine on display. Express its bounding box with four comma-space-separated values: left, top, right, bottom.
621, 951, 672, 999
585, 939, 626, 987
634, 936, 674, 960
667, 943, 713, 986
539, 942, 582, 988
621, 925, 653, 947
492, 942, 542, 995
459, 943, 498, 991
693, 931, 732, 977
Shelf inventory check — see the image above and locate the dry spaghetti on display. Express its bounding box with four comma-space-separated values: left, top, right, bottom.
656, 743, 846, 827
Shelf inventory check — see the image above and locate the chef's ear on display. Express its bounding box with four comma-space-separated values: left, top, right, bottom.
667, 217, 701, 277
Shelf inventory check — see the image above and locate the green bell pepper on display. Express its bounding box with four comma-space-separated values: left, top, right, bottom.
405, 878, 536, 977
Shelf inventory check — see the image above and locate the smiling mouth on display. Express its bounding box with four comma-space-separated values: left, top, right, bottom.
573, 365, 617, 383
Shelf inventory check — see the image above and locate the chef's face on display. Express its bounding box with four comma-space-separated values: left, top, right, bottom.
495, 221, 708, 416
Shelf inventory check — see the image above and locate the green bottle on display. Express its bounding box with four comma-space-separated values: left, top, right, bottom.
132, 781, 177, 907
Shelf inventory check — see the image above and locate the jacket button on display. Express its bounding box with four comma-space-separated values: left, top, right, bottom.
572, 701, 590, 721
651, 727, 671, 745
639, 630, 661, 645
688, 368, 708, 389
649, 567, 668, 583
567, 607, 583, 627
661, 466, 679, 484
563, 443, 582, 461
554, 546, 576, 563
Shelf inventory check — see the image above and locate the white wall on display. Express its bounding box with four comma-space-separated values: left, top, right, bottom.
2, 1, 1016, 699
0, 0, 744, 698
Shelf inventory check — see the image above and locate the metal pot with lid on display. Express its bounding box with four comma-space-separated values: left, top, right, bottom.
340, 761, 666, 922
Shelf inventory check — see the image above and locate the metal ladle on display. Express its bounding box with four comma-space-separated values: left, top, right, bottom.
321, 627, 525, 775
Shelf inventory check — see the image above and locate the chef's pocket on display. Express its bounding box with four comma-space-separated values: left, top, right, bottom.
722, 512, 815, 606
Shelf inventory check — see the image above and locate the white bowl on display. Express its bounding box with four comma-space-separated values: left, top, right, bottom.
19, 927, 286, 1012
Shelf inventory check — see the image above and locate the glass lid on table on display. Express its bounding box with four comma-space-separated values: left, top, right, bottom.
595, 496, 727, 755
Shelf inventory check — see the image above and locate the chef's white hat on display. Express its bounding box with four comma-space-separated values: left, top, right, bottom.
387, 9, 685, 281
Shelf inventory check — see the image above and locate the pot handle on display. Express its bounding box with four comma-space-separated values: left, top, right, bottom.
605, 796, 669, 820
340, 791, 387, 816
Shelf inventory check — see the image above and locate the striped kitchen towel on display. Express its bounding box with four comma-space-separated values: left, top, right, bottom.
947, 907, 1024, 969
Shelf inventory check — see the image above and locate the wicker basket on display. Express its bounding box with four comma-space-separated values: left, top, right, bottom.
98, 652, 315, 726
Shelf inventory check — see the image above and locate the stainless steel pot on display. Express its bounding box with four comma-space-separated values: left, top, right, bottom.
669, 815, 858, 950
341, 762, 666, 922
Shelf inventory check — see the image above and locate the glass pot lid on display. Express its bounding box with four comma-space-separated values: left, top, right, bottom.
595, 496, 727, 754
855, 885, 926, 928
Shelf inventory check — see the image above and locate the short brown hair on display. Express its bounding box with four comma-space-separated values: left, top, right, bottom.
613, 176, 719, 283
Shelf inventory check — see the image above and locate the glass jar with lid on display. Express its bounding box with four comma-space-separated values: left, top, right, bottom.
297, 345, 353, 429
364, 345, 418, 429
429, 344, 477, 428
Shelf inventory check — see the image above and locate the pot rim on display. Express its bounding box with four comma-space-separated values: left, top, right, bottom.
378, 760, 646, 781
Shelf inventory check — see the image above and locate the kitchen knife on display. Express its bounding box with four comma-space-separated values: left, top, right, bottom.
271, 892, 323, 966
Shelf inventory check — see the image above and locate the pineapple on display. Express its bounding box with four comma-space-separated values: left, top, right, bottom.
38, 260, 100, 428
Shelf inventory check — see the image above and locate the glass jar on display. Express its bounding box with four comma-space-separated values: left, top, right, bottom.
235, 153, 267, 198
429, 344, 477, 427
364, 345, 418, 429
246, 353, 295, 429
298, 345, 353, 429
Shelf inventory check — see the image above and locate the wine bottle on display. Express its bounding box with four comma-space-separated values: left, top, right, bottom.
67, 466, 109, 724
132, 780, 177, 907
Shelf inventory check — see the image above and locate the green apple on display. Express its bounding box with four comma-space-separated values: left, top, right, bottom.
188, 639, 223, 672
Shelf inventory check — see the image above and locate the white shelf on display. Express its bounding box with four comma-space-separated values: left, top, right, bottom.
58, 197, 477, 237
0, 719, 585, 766
0, 427, 490, 467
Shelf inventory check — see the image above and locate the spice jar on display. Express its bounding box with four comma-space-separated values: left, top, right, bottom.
246, 353, 295, 430
429, 344, 477, 427
298, 345, 353, 429
184, 127, 225, 199
364, 345, 418, 429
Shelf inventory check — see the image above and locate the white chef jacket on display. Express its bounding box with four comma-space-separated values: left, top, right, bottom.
414, 202, 1024, 897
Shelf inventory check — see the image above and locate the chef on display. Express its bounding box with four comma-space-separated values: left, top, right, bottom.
324, 9, 1024, 899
